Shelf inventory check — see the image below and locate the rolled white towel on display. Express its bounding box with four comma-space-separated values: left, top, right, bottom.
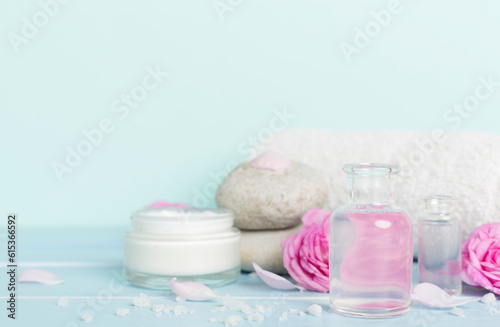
250, 129, 500, 257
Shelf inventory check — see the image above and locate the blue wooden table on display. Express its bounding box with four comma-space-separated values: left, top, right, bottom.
1, 228, 499, 327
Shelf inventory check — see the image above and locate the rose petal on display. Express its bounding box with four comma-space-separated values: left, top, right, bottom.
252, 262, 304, 291
411, 283, 479, 308
461, 265, 480, 287
289, 259, 327, 292
482, 270, 500, 281
146, 201, 189, 208
475, 239, 496, 261
250, 153, 291, 172
18, 269, 64, 285
169, 278, 220, 301
281, 209, 330, 293
301, 209, 331, 226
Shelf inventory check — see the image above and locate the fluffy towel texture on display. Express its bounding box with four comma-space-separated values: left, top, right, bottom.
250, 130, 500, 256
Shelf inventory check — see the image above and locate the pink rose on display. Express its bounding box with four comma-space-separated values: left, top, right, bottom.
461, 222, 500, 295
281, 209, 330, 292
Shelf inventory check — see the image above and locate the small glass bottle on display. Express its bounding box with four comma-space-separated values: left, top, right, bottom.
329, 163, 413, 319
418, 195, 462, 295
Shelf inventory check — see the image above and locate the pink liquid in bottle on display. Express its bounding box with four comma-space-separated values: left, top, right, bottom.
329, 164, 413, 318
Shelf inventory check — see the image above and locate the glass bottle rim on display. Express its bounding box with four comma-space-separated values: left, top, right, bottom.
424, 195, 457, 209
342, 163, 400, 175
425, 195, 456, 204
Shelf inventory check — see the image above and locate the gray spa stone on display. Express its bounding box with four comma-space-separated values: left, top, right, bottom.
216, 161, 328, 230
240, 224, 303, 274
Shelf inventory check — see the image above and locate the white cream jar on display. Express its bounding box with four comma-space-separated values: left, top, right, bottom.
124, 207, 241, 289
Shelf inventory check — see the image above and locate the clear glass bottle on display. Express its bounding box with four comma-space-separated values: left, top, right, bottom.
418, 195, 462, 295
329, 163, 413, 318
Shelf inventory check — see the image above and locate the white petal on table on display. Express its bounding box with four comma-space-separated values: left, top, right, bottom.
411, 283, 479, 308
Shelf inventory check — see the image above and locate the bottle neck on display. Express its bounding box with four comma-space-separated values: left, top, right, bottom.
424, 195, 457, 216
348, 175, 393, 205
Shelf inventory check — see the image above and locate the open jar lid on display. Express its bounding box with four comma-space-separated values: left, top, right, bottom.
131, 207, 235, 235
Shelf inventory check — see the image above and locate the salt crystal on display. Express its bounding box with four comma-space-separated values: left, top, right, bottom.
133, 294, 151, 307
223, 295, 246, 311
224, 315, 243, 327
254, 305, 264, 313
173, 305, 189, 315
151, 304, 165, 312
481, 293, 497, 304
450, 307, 464, 317
248, 272, 257, 278
253, 305, 272, 313
116, 308, 130, 317
241, 304, 252, 314
210, 306, 227, 313
176, 296, 186, 302
299, 310, 306, 316
189, 309, 195, 314
278, 311, 288, 321
247, 313, 264, 322
57, 296, 69, 307
487, 307, 500, 315
209, 317, 217, 323
282, 301, 287, 305
289, 308, 297, 312
307, 304, 322, 317
155, 313, 162, 317
81, 314, 92, 323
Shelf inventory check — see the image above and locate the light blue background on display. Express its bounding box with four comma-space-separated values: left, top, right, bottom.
1, 0, 500, 227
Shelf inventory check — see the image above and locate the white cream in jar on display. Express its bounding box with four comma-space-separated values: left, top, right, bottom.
124, 207, 241, 289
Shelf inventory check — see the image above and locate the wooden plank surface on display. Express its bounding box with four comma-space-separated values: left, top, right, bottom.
1, 228, 498, 326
